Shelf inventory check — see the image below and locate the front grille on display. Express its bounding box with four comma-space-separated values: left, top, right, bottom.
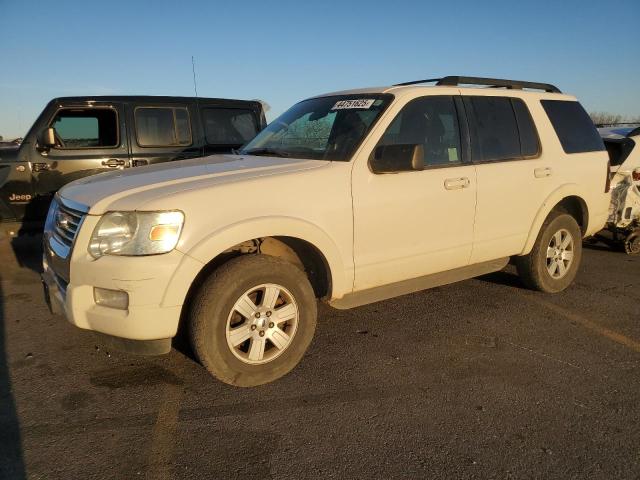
52, 202, 85, 248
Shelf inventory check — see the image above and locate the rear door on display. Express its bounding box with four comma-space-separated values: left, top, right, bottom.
32, 102, 129, 196
463, 95, 552, 263
200, 105, 262, 155
128, 101, 202, 167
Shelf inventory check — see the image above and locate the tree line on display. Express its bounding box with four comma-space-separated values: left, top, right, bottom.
589, 112, 640, 126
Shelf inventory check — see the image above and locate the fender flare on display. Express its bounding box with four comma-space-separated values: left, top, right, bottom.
521, 183, 587, 254
161, 216, 351, 307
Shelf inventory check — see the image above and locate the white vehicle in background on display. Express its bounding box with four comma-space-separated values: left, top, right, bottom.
42, 76, 611, 386
599, 126, 640, 254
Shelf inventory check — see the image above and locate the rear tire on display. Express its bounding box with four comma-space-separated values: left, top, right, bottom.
515, 212, 582, 293
623, 229, 640, 255
189, 255, 317, 387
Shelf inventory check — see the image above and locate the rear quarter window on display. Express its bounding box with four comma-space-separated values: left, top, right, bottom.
541, 100, 605, 154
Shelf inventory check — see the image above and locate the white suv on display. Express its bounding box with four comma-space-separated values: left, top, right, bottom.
42, 76, 611, 386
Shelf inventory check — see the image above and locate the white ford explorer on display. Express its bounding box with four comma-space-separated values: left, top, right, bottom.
43, 76, 611, 386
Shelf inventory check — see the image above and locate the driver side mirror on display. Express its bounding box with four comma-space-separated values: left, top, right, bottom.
370, 144, 424, 174
38, 127, 56, 149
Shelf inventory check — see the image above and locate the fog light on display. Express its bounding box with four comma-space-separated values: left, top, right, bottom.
94, 287, 129, 310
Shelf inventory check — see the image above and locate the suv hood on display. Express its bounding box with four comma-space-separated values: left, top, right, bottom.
59, 154, 325, 214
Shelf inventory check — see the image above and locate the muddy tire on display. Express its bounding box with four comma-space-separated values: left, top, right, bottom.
189, 255, 317, 387
515, 212, 582, 293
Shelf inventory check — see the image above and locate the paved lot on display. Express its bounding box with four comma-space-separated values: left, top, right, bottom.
1, 234, 639, 480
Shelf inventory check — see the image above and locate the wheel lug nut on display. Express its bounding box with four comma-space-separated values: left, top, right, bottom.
269, 322, 274, 328
250, 325, 257, 331
259, 331, 265, 337
266, 311, 272, 317
254, 312, 261, 318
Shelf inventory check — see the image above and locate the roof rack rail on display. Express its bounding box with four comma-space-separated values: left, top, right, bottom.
394, 76, 562, 93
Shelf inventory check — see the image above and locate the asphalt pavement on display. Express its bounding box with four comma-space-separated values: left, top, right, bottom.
1, 234, 638, 479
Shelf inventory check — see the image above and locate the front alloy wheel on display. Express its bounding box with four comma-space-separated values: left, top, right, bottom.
189, 255, 317, 387
226, 283, 299, 364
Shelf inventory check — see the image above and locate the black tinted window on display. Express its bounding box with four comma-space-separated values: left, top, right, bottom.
135, 107, 192, 147
202, 108, 258, 145
512, 99, 540, 156
51, 108, 118, 149
541, 100, 605, 154
466, 97, 520, 162
378, 96, 462, 167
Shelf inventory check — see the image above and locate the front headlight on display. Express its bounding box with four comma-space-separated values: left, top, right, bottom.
88, 211, 184, 258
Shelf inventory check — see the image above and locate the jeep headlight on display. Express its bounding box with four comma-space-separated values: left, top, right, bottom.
88, 211, 184, 258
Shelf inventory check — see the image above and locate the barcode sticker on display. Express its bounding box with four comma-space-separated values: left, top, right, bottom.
331, 99, 376, 110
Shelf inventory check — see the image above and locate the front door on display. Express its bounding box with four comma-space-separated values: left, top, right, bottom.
32, 102, 129, 197
352, 95, 477, 291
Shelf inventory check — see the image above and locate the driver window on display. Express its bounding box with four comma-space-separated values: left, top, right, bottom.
50, 108, 119, 149
378, 96, 462, 167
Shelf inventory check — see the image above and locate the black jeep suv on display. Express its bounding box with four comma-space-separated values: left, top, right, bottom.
0, 95, 266, 230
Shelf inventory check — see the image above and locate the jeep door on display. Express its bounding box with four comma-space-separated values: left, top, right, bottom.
352, 94, 477, 291
128, 102, 202, 167
32, 102, 129, 197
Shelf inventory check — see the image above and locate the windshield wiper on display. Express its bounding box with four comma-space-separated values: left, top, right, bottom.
242, 147, 290, 158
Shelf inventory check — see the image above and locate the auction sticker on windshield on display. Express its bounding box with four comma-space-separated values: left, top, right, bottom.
332, 99, 376, 110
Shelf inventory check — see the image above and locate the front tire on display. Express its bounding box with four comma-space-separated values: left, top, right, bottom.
189, 255, 317, 387
515, 212, 582, 293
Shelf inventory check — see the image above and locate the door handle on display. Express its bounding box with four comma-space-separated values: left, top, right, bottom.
444, 177, 470, 190
534, 167, 553, 178
102, 158, 126, 168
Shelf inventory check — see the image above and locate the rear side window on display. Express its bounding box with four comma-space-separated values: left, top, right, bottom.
541, 100, 605, 154
202, 108, 258, 145
465, 96, 540, 162
135, 107, 192, 147
51, 108, 118, 149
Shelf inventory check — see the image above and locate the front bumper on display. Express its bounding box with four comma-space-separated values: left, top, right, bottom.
41, 269, 172, 355
42, 259, 179, 354
43, 253, 184, 337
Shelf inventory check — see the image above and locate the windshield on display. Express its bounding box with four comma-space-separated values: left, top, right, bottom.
240, 94, 393, 161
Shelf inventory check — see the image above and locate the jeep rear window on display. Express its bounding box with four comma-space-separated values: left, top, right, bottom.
135, 107, 192, 147
202, 108, 258, 145
240, 94, 393, 161
541, 100, 605, 154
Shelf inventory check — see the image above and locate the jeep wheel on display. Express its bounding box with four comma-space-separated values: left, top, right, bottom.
515, 212, 582, 293
189, 255, 317, 387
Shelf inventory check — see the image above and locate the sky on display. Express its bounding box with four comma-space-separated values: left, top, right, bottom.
0, 0, 639, 139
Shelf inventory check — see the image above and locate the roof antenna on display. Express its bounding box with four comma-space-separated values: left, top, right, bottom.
191, 55, 199, 97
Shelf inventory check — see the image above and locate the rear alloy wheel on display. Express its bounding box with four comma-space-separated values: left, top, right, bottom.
189, 255, 317, 387
515, 212, 582, 293
545, 228, 575, 279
